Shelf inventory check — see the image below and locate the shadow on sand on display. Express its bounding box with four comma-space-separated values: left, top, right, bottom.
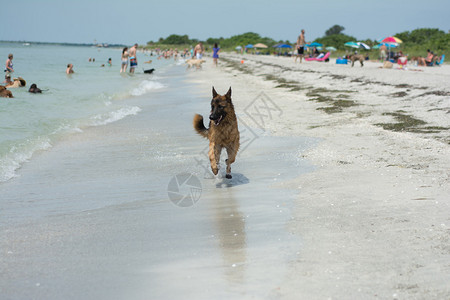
215, 173, 249, 188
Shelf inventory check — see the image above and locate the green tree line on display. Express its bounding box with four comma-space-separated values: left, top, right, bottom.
147, 27, 449, 57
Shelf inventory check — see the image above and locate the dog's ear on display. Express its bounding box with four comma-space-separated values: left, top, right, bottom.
226, 87, 232, 99
212, 86, 218, 98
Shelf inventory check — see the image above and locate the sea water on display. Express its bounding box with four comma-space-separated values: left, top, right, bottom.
0, 42, 171, 182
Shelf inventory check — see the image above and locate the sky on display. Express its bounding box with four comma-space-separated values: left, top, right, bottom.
2, 0, 449, 45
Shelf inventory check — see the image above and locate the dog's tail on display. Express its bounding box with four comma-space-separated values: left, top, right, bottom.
193, 114, 208, 138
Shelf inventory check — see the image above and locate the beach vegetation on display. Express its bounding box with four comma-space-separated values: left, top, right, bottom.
143, 27, 448, 59
376, 112, 427, 132
314, 33, 358, 50
325, 25, 346, 36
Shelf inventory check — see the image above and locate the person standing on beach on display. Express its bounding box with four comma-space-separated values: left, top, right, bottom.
128, 43, 138, 74
121, 47, 128, 73
212, 43, 220, 66
194, 42, 204, 59
295, 29, 306, 63
380, 44, 387, 62
4, 54, 14, 83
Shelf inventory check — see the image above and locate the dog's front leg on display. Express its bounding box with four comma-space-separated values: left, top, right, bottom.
209, 143, 221, 175
225, 146, 237, 179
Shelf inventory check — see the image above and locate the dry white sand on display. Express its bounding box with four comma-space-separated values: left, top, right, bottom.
187, 53, 450, 299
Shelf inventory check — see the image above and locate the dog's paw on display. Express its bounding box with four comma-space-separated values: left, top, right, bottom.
212, 168, 219, 175
226, 174, 232, 179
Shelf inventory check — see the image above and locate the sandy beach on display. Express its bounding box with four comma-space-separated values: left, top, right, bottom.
1, 53, 449, 300
186, 54, 450, 299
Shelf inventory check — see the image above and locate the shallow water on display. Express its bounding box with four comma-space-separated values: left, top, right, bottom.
0, 42, 171, 182
0, 62, 319, 299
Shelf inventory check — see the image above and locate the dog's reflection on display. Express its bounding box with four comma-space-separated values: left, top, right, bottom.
211, 188, 247, 284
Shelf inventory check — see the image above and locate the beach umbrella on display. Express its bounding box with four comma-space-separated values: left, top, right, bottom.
380, 36, 403, 44
326, 46, 337, 51
344, 41, 360, 49
373, 43, 398, 49
253, 43, 268, 48
235, 46, 242, 50
378, 37, 402, 60
245, 44, 254, 49
357, 42, 370, 50
273, 43, 292, 48
308, 42, 323, 47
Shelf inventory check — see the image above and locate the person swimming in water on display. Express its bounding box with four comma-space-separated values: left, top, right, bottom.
66, 63, 74, 74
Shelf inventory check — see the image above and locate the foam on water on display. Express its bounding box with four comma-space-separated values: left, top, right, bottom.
90, 106, 142, 126
0, 137, 52, 182
130, 80, 166, 96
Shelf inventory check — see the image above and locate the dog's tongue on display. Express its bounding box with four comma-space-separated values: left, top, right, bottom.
214, 115, 223, 126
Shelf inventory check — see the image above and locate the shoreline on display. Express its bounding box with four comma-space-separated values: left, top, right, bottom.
187, 53, 450, 298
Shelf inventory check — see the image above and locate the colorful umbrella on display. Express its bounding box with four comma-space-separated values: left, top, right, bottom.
380, 36, 403, 44
373, 43, 398, 49
326, 46, 337, 51
378, 37, 402, 60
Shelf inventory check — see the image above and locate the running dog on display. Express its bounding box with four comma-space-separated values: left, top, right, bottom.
186, 59, 206, 69
349, 54, 365, 67
193, 87, 240, 179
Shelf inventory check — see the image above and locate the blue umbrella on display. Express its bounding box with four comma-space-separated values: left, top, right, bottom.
245, 44, 254, 49
308, 42, 323, 47
273, 43, 292, 48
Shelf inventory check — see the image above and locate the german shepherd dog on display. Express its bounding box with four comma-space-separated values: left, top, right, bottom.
193, 87, 240, 179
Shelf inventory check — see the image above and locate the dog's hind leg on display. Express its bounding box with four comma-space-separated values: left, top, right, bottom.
225, 146, 237, 179
209, 143, 221, 175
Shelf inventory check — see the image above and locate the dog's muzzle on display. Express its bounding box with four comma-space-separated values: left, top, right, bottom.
209, 114, 223, 126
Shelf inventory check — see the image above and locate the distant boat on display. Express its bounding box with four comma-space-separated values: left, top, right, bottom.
23, 43, 31, 46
